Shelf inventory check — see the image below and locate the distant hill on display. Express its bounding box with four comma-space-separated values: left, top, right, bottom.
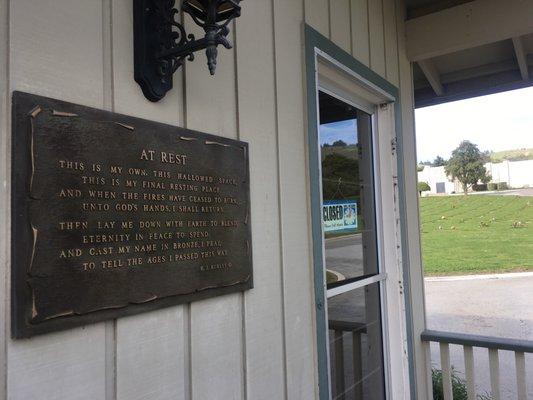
490, 148, 533, 162
321, 144, 359, 161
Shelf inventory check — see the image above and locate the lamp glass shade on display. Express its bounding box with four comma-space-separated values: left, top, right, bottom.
183, 0, 241, 22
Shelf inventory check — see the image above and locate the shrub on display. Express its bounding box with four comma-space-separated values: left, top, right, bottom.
487, 183, 497, 191
497, 182, 509, 190
418, 181, 431, 195
432, 368, 492, 400
472, 183, 487, 192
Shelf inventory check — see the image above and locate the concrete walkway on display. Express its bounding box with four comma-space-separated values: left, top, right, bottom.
325, 234, 533, 398
425, 273, 533, 399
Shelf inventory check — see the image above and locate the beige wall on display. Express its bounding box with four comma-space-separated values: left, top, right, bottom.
0, 0, 425, 399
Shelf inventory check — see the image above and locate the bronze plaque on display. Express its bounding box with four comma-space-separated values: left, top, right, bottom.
11, 91, 253, 338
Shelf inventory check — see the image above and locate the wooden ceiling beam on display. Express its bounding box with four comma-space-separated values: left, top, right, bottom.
512, 36, 529, 81
417, 59, 444, 96
406, 0, 473, 20
406, 0, 533, 61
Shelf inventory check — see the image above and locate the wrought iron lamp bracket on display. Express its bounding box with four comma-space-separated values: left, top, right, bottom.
134, 0, 240, 102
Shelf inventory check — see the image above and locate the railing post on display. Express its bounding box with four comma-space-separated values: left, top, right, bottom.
463, 345, 476, 400
352, 331, 363, 399
424, 342, 434, 400
440, 343, 453, 400
334, 330, 345, 400
423, 330, 533, 400
488, 348, 500, 400
515, 351, 527, 400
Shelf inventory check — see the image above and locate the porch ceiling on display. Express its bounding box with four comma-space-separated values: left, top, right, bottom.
405, 0, 533, 108
405, 0, 474, 19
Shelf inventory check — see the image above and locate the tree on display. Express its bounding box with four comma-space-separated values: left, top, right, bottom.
433, 155, 446, 167
445, 141, 491, 195
418, 181, 430, 196
332, 140, 347, 147
321, 153, 359, 200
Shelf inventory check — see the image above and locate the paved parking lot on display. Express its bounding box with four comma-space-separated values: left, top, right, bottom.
326, 234, 533, 398
487, 188, 533, 196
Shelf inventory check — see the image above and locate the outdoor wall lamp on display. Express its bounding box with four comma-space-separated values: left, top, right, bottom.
134, 0, 242, 102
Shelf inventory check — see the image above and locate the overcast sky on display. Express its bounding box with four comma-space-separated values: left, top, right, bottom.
415, 86, 533, 162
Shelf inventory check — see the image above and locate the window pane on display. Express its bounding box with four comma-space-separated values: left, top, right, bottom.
328, 282, 386, 400
319, 92, 378, 285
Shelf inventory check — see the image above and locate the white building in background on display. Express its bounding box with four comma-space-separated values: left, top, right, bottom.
418, 160, 533, 194
487, 159, 533, 188
417, 165, 458, 194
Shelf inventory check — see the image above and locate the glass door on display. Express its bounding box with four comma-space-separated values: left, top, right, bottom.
318, 91, 387, 400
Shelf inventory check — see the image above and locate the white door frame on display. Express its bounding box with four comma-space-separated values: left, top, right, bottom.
305, 25, 413, 400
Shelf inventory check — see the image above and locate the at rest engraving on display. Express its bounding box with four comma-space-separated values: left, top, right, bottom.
11, 92, 252, 338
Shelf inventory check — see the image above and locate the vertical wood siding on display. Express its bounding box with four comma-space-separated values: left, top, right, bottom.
0, 0, 416, 399
305, 0, 330, 38
351, 0, 370, 66
368, 0, 387, 76
273, 0, 317, 398
183, 19, 244, 400
395, 0, 430, 396
384, 0, 400, 85
0, 0, 8, 396
235, 1, 286, 398
330, 0, 351, 53
7, 1, 107, 399
112, 1, 189, 399
305, 0, 400, 82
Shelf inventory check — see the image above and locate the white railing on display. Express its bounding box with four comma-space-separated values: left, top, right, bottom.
329, 320, 367, 400
422, 330, 533, 400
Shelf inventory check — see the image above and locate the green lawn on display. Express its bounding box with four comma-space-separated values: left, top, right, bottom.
420, 195, 533, 275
